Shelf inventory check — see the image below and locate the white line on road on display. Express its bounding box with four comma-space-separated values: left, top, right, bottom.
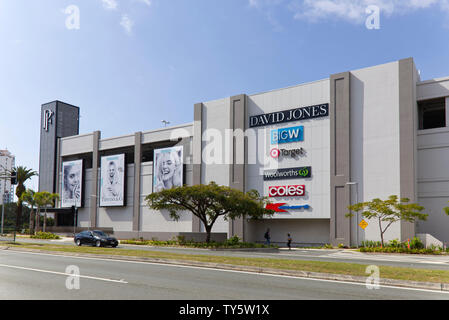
0, 263, 128, 284
1, 249, 449, 295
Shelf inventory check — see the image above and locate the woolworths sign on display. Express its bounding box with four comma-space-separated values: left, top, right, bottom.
263, 167, 311, 181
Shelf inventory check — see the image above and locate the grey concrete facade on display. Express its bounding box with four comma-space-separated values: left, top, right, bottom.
133, 131, 142, 232
329, 72, 351, 247
39, 101, 79, 193
41, 58, 449, 245
191, 103, 203, 233
228, 94, 247, 241
399, 58, 418, 241
90, 131, 100, 228
415, 75, 449, 243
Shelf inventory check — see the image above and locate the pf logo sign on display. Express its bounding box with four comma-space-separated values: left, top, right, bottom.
43, 109, 54, 132
268, 185, 305, 197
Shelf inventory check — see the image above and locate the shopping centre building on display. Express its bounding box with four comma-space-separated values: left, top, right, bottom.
38, 57, 449, 246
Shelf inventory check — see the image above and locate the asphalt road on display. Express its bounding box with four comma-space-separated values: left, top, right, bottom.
0, 249, 449, 300
10, 237, 449, 271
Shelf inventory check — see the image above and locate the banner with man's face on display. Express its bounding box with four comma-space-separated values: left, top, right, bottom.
153, 146, 183, 192
100, 154, 125, 207
61, 159, 83, 208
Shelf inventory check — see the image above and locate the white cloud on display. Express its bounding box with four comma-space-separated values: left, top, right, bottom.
249, 0, 259, 7
249, 0, 284, 7
136, 0, 152, 7
292, 0, 449, 23
101, 0, 118, 10
120, 14, 134, 34
249, 0, 449, 24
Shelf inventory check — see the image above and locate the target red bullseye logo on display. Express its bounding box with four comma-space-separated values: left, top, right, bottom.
270, 148, 280, 158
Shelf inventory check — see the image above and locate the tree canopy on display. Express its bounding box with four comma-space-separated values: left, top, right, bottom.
146, 182, 273, 242
14, 166, 38, 230
34, 191, 59, 232
346, 195, 428, 247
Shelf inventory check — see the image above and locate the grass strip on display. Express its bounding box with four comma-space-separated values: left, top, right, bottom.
120, 239, 277, 249
2, 242, 449, 284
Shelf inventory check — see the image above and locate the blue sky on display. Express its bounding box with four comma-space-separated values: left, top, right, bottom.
1, 0, 449, 190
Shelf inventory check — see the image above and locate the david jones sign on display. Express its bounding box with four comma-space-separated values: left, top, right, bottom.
249, 103, 329, 128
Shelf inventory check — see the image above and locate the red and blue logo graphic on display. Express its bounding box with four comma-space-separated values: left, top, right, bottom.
266, 203, 311, 213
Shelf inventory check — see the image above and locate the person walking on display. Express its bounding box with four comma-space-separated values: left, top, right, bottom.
264, 228, 271, 246
287, 233, 292, 250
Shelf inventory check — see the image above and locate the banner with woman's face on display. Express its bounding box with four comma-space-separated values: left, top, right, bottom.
61, 159, 83, 208
153, 146, 183, 192
100, 154, 125, 207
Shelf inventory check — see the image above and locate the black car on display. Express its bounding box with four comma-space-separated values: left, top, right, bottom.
74, 230, 118, 248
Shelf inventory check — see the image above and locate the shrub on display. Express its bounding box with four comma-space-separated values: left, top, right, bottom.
359, 246, 442, 255
409, 237, 424, 250
30, 232, 60, 240
119, 237, 277, 249
361, 240, 382, 248
225, 235, 240, 246
388, 239, 402, 248
323, 244, 333, 249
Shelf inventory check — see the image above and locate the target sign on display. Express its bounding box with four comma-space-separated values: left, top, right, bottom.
270, 148, 280, 158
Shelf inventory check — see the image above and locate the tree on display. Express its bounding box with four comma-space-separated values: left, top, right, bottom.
146, 182, 273, 243
0, 202, 31, 231
20, 189, 37, 235
34, 191, 60, 232
443, 203, 449, 216
346, 195, 428, 247
14, 166, 38, 231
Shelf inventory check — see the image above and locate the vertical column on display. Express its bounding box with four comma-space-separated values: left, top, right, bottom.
39, 102, 57, 193
330, 72, 351, 247
399, 58, 417, 241
191, 103, 203, 232
90, 131, 100, 228
229, 94, 246, 241
446, 97, 449, 128
133, 132, 142, 232
54, 137, 61, 225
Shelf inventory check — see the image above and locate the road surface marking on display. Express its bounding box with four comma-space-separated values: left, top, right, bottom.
0, 262, 128, 284
1, 249, 449, 294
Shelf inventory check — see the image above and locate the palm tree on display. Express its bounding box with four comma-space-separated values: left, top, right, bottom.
35, 191, 59, 232
20, 189, 37, 235
15, 166, 38, 231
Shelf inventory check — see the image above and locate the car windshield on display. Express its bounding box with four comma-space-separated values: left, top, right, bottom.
93, 231, 107, 237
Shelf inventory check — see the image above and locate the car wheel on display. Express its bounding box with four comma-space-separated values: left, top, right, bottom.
95, 240, 102, 247
76, 239, 81, 246
112, 244, 118, 248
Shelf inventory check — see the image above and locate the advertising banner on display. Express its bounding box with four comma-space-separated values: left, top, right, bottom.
153, 146, 183, 192
100, 154, 125, 207
61, 159, 83, 208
